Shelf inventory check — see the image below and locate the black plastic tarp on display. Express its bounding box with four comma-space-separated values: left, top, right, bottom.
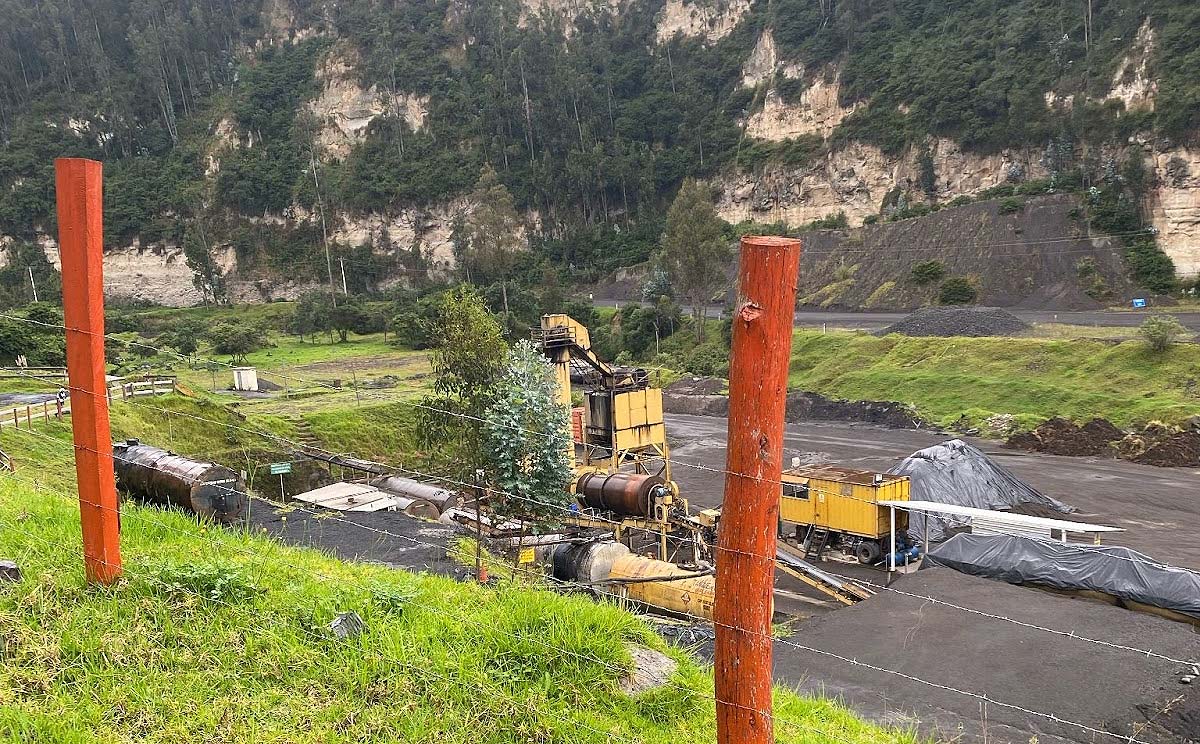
924, 533, 1200, 619
887, 439, 1075, 542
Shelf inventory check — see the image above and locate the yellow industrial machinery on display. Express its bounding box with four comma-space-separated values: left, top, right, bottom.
538, 314, 671, 480
537, 314, 703, 561
779, 464, 919, 565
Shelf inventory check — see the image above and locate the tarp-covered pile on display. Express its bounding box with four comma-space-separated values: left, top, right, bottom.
925, 533, 1200, 619
887, 439, 1075, 541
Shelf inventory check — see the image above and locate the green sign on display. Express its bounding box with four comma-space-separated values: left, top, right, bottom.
268, 462, 292, 475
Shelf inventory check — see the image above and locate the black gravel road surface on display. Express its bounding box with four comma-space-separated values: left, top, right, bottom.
667, 413, 1200, 742
777, 568, 1198, 744
248, 496, 460, 576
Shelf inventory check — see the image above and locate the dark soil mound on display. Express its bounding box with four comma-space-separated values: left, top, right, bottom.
1081, 418, 1124, 442
784, 391, 921, 428
1134, 432, 1200, 467
662, 383, 921, 429
1004, 416, 1123, 457
665, 376, 725, 396
877, 306, 1030, 337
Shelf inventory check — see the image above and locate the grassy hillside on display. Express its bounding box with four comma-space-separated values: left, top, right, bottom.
0, 414, 917, 743
790, 331, 1200, 431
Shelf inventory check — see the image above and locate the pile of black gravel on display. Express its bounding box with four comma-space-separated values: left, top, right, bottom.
877, 306, 1030, 337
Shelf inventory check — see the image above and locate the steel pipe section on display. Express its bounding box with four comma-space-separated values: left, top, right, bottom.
575, 472, 665, 517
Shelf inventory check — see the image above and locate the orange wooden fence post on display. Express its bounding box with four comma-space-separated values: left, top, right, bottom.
714, 235, 801, 744
55, 157, 122, 585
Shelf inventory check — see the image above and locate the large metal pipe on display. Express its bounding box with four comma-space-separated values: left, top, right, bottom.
371, 475, 463, 514
112, 440, 247, 525
552, 542, 715, 621
575, 472, 664, 517
607, 554, 716, 621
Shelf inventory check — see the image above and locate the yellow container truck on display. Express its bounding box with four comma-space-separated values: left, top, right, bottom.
779, 464, 919, 564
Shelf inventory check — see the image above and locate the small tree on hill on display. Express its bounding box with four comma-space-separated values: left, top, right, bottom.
1139, 313, 1187, 353
163, 321, 203, 364
418, 286, 508, 481
937, 277, 977, 305
329, 296, 371, 342
465, 164, 525, 318
661, 178, 731, 342
910, 260, 946, 285
206, 322, 267, 364
483, 340, 574, 522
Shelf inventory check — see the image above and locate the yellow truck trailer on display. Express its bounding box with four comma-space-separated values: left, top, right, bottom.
779, 464, 919, 564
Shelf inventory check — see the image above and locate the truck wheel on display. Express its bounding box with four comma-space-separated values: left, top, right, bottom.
855, 541, 882, 565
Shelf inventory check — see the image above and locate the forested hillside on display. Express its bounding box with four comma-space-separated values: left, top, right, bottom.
1, 0, 1197, 305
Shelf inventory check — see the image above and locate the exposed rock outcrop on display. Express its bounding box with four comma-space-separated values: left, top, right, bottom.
745, 72, 859, 142
716, 140, 1048, 227
1107, 20, 1157, 111
1149, 147, 1200, 277
655, 0, 752, 44
309, 46, 428, 159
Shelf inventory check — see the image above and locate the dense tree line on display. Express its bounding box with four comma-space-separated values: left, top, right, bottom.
0, 0, 1195, 299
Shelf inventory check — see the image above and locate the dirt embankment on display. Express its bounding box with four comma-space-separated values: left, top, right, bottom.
663, 377, 922, 428
1005, 416, 1200, 467
796, 194, 1133, 311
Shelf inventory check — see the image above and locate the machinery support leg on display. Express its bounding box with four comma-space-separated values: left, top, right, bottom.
714, 236, 801, 744
888, 505, 897, 586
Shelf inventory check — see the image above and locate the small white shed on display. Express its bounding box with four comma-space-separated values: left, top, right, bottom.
232, 367, 259, 392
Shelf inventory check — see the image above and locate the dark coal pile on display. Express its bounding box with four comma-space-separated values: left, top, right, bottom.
662, 380, 923, 429
663, 377, 729, 417
888, 439, 1076, 541
784, 391, 921, 428
665, 377, 725, 395
1004, 416, 1125, 456
877, 306, 1030, 337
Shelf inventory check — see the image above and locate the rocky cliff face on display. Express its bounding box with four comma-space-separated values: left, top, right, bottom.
716, 140, 1048, 227
308, 46, 428, 159
1148, 147, 1200, 277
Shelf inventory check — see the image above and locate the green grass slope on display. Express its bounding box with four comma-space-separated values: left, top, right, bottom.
790, 331, 1200, 431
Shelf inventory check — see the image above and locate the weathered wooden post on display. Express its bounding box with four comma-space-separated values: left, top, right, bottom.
56, 157, 122, 585
714, 235, 801, 744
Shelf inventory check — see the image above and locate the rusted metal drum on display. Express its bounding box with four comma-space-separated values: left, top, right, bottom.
575, 472, 664, 517
112, 440, 247, 525
552, 541, 631, 583
371, 475, 463, 514
389, 495, 441, 520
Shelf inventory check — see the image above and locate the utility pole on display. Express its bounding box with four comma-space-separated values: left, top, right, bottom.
27, 266, 37, 303
55, 157, 122, 585
338, 256, 349, 294
714, 235, 801, 744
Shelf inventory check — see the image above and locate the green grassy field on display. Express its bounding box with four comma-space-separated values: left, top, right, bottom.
0, 409, 918, 744
790, 331, 1200, 431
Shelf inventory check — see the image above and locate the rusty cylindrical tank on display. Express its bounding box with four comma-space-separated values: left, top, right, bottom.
371, 475, 463, 514
575, 472, 665, 518
552, 540, 631, 583
112, 440, 247, 525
